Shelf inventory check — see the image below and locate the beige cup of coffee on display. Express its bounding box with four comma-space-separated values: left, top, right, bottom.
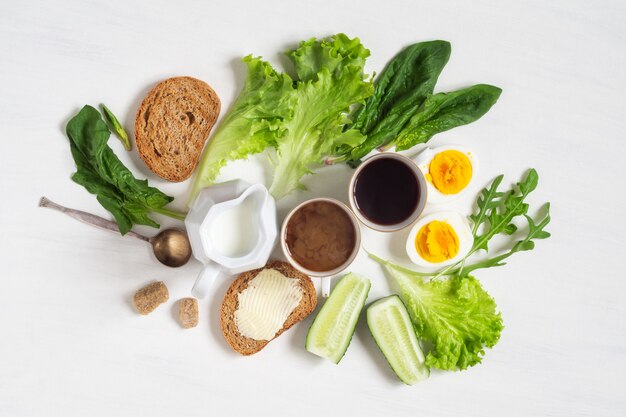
280, 198, 361, 296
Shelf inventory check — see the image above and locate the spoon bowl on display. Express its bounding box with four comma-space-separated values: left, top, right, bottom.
151, 229, 192, 267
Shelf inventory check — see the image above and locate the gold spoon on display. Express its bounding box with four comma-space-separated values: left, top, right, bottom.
39, 197, 192, 267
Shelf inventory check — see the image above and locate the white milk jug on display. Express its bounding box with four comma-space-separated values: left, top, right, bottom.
185, 180, 277, 298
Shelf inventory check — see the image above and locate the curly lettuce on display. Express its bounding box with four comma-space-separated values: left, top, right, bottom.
269, 35, 373, 199
188, 34, 373, 203
372, 255, 503, 371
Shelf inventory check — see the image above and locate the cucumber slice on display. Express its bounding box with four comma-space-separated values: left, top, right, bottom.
306, 273, 371, 363
367, 295, 429, 385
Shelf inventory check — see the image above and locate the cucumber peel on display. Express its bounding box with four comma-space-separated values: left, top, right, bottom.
367, 295, 429, 385
306, 273, 371, 363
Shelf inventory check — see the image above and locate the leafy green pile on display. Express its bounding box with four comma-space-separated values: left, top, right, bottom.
332, 41, 501, 167
188, 37, 502, 201
66, 105, 185, 235
189, 34, 373, 202
370, 169, 550, 371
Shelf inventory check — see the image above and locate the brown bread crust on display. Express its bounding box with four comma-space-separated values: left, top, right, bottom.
135, 76, 220, 182
220, 261, 317, 355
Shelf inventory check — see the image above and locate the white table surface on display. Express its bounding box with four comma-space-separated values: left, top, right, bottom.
1, 0, 625, 415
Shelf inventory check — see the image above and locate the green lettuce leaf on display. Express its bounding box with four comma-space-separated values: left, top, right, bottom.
188, 56, 294, 204
268, 34, 373, 199
188, 34, 373, 202
290, 34, 370, 82
67, 105, 180, 234
372, 256, 503, 371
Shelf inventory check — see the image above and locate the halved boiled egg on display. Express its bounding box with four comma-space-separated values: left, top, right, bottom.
406, 211, 473, 268
414, 145, 478, 204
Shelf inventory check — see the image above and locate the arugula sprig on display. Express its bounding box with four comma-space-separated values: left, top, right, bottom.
370, 169, 551, 279
435, 169, 550, 278
459, 204, 550, 275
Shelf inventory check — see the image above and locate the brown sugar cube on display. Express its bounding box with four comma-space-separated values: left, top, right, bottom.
178, 297, 199, 329
133, 281, 169, 315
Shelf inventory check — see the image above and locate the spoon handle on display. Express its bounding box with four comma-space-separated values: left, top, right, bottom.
39, 197, 149, 242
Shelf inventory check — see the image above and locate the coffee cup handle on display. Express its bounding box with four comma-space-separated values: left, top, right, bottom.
192, 262, 222, 299
321, 276, 332, 298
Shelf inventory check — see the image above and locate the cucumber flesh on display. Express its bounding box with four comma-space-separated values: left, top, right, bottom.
306, 273, 371, 363
367, 295, 429, 385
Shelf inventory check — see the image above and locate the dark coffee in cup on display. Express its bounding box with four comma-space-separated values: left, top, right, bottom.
349, 153, 427, 232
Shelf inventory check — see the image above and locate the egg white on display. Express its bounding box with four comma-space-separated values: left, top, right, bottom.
405, 211, 473, 268
413, 145, 478, 204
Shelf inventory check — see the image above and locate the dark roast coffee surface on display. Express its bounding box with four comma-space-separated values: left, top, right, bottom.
353, 158, 420, 226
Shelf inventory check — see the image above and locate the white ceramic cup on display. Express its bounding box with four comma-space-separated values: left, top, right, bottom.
348, 152, 428, 232
280, 198, 361, 296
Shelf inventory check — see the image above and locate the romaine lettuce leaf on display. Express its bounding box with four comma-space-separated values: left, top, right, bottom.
188, 56, 294, 204
373, 256, 503, 371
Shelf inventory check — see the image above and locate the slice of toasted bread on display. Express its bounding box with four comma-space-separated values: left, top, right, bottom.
220, 261, 317, 355
135, 76, 220, 182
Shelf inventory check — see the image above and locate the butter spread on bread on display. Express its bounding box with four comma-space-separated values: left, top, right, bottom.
235, 268, 303, 340
220, 261, 316, 355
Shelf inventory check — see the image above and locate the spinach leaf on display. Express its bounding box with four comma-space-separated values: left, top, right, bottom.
351, 40, 450, 134
66, 105, 183, 235
340, 41, 451, 166
393, 84, 502, 151
330, 41, 502, 167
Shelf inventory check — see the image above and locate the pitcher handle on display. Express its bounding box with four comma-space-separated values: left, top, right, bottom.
192, 262, 222, 299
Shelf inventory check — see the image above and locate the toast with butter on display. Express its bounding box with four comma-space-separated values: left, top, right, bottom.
220, 261, 317, 355
135, 76, 220, 182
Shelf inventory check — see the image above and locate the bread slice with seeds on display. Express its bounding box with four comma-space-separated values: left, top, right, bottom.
135, 76, 220, 182
220, 261, 317, 355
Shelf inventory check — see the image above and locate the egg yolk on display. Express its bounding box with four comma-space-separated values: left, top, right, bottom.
427, 150, 472, 195
415, 220, 460, 263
